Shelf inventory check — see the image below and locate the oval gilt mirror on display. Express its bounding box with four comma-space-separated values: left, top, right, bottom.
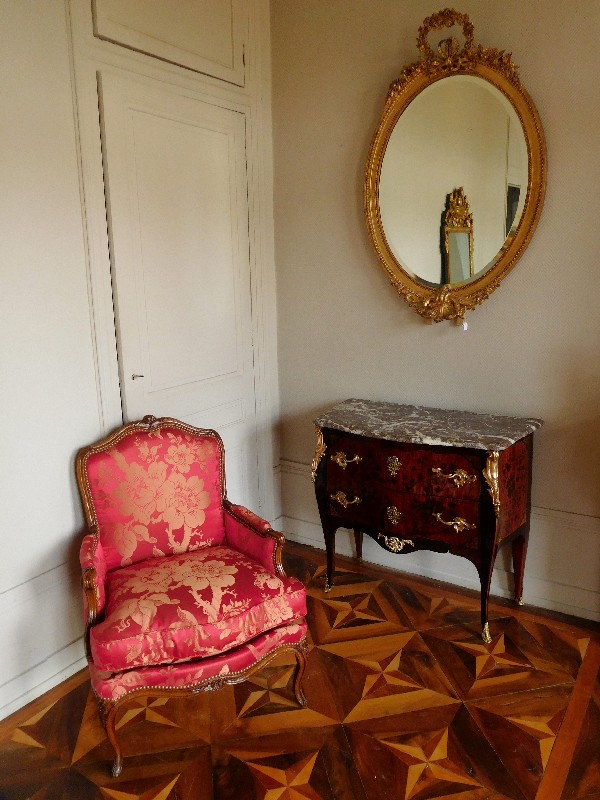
365, 9, 546, 323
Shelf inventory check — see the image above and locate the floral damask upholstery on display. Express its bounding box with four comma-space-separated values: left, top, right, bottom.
90, 546, 306, 672
83, 425, 226, 571
76, 416, 308, 777
88, 620, 308, 703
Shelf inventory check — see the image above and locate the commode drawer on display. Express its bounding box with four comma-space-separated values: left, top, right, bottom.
326, 434, 375, 487
381, 492, 480, 546
326, 482, 377, 526
377, 444, 482, 500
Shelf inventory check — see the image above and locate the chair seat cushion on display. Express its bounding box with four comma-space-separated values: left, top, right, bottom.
89, 620, 308, 702
90, 546, 306, 672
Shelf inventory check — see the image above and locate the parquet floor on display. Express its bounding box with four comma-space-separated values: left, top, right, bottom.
1, 542, 599, 799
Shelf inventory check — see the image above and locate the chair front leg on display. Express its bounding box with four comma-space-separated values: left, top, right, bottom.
293, 641, 309, 707
97, 696, 123, 778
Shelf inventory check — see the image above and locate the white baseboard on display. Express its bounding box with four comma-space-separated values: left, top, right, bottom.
3, 464, 597, 722
277, 460, 600, 624
0, 561, 87, 721
0, 644, 87, 721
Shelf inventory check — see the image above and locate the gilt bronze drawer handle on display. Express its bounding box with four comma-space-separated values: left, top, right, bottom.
330, 491, 362, 508
432, 512, 476, 533
387, 456, 402, 476
377, 532, 414, 553
331, 451, 362, 469
432, 467, 477, 488
386, 505, 402, 525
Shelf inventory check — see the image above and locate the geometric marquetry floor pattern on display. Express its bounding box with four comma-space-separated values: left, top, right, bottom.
1, 542, 599, 799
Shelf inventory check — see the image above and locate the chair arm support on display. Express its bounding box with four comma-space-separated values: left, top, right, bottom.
223, 500, 285, 576
80, 531, 107, 627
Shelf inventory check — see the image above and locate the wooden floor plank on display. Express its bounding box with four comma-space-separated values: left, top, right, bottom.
534, 639, 600, 800
0, 542, 598, 799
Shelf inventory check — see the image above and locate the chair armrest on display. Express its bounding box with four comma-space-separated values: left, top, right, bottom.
223, 501, 285, 575
80, 531, 107, 627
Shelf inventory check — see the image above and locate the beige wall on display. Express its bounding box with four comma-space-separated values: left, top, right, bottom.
1, 1, 101, 716
271, 1, 600, 617
1, 0, 278, 719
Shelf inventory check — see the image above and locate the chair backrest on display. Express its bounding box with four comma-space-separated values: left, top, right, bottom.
76, 416, 227, 571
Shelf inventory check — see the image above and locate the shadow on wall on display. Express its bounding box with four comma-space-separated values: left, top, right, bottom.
277, 403, 334, 467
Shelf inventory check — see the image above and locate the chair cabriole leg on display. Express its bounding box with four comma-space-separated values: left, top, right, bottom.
98, 697, 123, 777
293, 644, 308, 707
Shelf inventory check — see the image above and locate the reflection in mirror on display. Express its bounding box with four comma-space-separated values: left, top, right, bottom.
447, 232, 471, 282
379, 76, 527, 286
443, 187, 473, 284
506, 184, 521, 235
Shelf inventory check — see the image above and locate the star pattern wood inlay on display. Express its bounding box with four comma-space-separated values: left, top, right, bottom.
0, 542, 598, 799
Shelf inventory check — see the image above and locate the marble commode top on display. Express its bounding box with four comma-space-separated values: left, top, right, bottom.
314, 399, 543, 452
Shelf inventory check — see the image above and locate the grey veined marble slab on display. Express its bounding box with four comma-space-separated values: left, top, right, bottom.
314, 399, 543, 451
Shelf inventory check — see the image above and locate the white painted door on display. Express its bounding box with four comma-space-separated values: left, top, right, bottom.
99, 72, 259, 508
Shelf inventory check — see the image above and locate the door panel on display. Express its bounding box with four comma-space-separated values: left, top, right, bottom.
99, 72, 258, 508
129, 111, 241, 392
93, 0, 246, 86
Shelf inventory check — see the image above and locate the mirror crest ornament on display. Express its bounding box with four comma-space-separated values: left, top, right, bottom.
365, 8, 546, 323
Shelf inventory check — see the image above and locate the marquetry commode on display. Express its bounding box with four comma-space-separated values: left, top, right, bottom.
311, 399, 542, 642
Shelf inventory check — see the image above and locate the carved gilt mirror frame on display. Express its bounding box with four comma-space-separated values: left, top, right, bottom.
364, 9, 547, 323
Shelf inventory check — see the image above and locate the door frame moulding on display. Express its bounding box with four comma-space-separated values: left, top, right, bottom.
65, 0, 281, 520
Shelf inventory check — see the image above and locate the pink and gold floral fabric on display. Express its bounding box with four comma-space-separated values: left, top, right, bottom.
86, 428, 226, 572
89, 620, 307, 702
90, 546, 306, 673
224, 504, 278, 573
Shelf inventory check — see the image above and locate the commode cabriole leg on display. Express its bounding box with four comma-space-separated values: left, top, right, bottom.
478, 553, 496, 645
353, 528, 363, 560
481, 450, 501, 645
324, 526, 336, 592
511, 531, 529, 605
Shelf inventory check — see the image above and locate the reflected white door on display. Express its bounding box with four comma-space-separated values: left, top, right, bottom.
99, 72, 259, 508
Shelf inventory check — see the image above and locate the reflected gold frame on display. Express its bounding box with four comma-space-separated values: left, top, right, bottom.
364, 8, 547, 323
444, 186, 474, 281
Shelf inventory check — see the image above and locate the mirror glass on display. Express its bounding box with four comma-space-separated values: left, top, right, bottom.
448, 231, 471, 282
379, 75, 527, 286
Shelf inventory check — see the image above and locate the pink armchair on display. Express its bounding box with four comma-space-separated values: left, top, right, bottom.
76, 416, 308, 776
